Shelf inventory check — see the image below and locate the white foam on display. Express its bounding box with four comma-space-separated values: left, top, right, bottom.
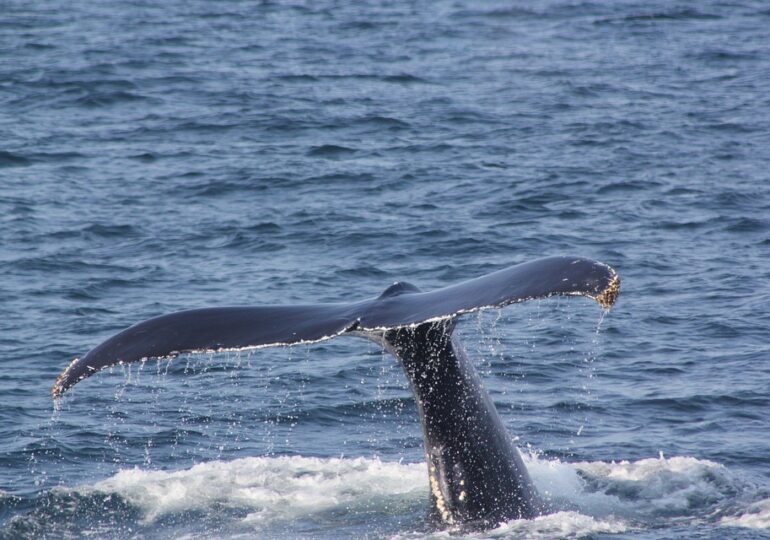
574, 454, 723, 483
87, 455, 426, 524
77, 452, 758, 537
569, 454, 736, 516
485, 511, 626, 539
721, 497, 770, 529
523, 452, 624, 517
390, 511, 626, 540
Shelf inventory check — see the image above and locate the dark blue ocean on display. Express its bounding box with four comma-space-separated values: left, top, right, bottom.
2, 1, 769, 538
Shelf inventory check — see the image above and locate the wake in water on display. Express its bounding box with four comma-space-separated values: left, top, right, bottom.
3, 453, 766, 539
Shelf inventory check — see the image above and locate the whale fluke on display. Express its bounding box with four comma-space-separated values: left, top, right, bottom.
53, 256, 618, 399
52, 255, 619, 529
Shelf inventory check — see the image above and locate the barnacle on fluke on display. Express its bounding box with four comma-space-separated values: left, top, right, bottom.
594, 272, 621, 309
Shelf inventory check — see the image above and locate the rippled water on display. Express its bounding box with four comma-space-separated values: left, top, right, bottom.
1, 1, 769, 538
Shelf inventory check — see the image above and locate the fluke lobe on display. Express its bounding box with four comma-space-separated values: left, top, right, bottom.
53, 256, 620, 529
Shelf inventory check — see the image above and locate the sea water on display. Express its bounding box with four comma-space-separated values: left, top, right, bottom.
1, 1, 769, 538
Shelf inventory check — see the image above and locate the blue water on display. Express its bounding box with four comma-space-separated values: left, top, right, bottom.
2, 1, 769, 538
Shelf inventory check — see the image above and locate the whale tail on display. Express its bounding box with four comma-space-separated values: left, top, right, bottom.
52, 255, 619, 527
369, 318, 545, 525
52, 256, 619, 399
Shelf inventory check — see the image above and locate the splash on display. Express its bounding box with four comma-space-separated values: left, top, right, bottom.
563, 454, 738, 518
484, 511, 626, 539
86, 455, 426, 525
43, 452, 758, 538
720, 498, 770, 529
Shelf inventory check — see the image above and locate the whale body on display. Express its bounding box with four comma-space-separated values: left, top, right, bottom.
53, 256, 620, 528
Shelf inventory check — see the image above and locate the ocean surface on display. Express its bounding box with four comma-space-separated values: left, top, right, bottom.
1, 1, 769, 538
